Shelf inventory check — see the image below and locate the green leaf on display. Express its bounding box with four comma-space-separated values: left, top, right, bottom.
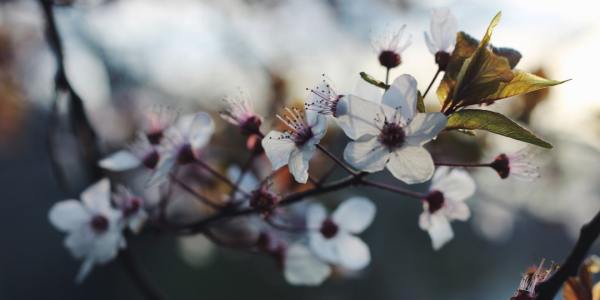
482, 71, 570, 103
416, 91, 425, 113
359, 72, 389, 90
446, 109, 553, 148
451, 12, 515, 108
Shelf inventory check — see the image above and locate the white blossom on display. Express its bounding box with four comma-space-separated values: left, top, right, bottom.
220, 91, 262, 133
419, 167, 475, 250
48, 179, 125, 282
99, 135, 159, 172
112, 185, 148, 233
343, 74, 447, 184
284, 243, 331, 286
261, 108, 327, 183
372, 24, 412, 69
424, 8, 458, 55
307, 197, 375, 270
490, 148, 541, 180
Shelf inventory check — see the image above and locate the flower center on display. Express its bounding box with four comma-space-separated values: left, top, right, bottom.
142, 150, 160, 169
240, 115, 262, 135
177, 143, 196, 164
379, 122, 406, 149
435, 51, 450, 71
378, 50, 401, 69
490, 153, 510, 179
320, 218, 339, 239
123, 197, 142, 217
146, 130, 163, 145
91, 215, 109, 233
250, 188, 279, 212
425, 190, 445, 213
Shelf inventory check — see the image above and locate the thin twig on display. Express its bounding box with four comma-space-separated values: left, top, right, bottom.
422, 68, 441, 99
170, 174, 224, 210
195, 160, 250, 197
316, 144, 357, 175
535, 209, 600, 300
434, 161, 490, 168
361, 179, 425, 199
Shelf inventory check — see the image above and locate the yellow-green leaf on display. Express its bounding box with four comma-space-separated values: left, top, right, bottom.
359, 72, 389, 90
482, 70, 570, 103
446, 109, 553, 148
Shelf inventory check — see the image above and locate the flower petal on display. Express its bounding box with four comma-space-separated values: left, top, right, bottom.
188, 112, 215, 151
332, 197, 376, 233
425, 213, 454, 250
309, 233, 339, 263
353, 77, 383, 104
386, 146, 435, 184
430, 8, 457, 53
343, 135, 390, 173
336, 95, 384, 139
90, 231, 124, 264
76, 257, 95, 283
307, 203, 327, 229
405, 113, 447, 146
49, 200, 90, 232
81, 179, 112, 213
288, 144, 316, 184
309, 113, 328, 141
431, 167, 476, 202
335, 234, 371, 270
382, 74, 418, 120
261, 131, 296, 170
423, 32, 438, 55
98, 150, 141, 171
146, 152, 176, 187
284, 244, 331, 286
445, 201, 470, 221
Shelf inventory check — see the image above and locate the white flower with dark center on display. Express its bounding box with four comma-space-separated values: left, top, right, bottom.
99, 135, 160, 172
489, 148, 540, 180
261, 108, 327, 184
307, 197, 375, 270
419, 167, 475, 250
112, 185, 148, 233
142, 105, 178, 145
220, 91, 263, 135
343, 74, 448, 184
284, 243, 331, 286
372, 24, 412, 69
424, 8, 458, 71
48, 179, 125, 282
148, 112, 215, 185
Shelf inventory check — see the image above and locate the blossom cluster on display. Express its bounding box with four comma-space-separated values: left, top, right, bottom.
48, 8, 554, 289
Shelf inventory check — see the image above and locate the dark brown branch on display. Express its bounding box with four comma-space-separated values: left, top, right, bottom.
535, 209, 600, 300
120, 248, 169, 300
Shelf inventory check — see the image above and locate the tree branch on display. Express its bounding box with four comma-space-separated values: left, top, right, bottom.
535, 209, 600, 300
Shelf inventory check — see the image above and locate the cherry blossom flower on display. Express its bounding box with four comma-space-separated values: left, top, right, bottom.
261, 108, 327, 184
142, 105, 178, 145
490, 148, 540, 180
99, 135, 160, 172
112, 185, 148, 233
419, 167, 474, 250
48, 179, 125, 282
372, 24, 412, 69
284, 243, 331, 286
148, 112, 215, 185
424, 8, 458, 71
307, 197, 375, 270
343, 74, 447, 184
220, 91, 262, 135
510, 259, 557, 300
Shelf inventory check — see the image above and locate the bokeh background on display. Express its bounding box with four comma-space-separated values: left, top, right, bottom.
1, 0, 599, 299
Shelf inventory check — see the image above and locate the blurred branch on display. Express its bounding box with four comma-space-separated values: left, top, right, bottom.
535, 209, 600, 300
39, 0, 102, 194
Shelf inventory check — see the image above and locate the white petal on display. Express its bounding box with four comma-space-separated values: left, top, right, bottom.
177, 235, 216, 268
335, 234, 371, 270
81, 179, 112, 213
307, 203, 327, 229
382, 74, 418, 120
284, 244, 331, 286
188, 112, 215, 150
65, 228, 94, 259
76, 257, 95, 283
430, 8, 458, 52
49, 200, 90, 232
423, 32, 438, 55
332, 197, 376, 233
90, 231, 124, 264
98, 150, 141, 171
405, 113, 447, 146
343, 135, 390, 173
309, 113, 328, 141
309, 233, 339, 263
426, 213, 454, 250
353, 77, 383, 104
445, 201, 470, 221
418, 210, 432, 230
227, 165, 259, 193
146, 152, 176, 187
288, 145, 316, 184
386, 146, 435, 184
336, 95, 385, 139
261, 131, 296, 170
431, 167, 476, 202
128, 212, 148, 233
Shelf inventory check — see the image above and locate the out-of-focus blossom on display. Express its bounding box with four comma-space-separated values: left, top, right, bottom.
307, 197, 375, 270
99, 135, 159, 172
148, 112, 215, 185
262, 108, 327, 183
419, 167, 474, 250
112, 185, 148, 233
220, 91, 263, 135
490, 148, 540, 180
48, 179, 125, 282
284, 243, 331, 286
142, 105, 178, 145
343, 75, 447, 184
424, 8, 458, 70
372, 24, 412, 69
177, 234, 216, 268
